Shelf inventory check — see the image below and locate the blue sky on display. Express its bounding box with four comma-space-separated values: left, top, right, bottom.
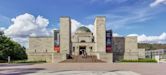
0, 0, 166, 46
0, 0, 165, 35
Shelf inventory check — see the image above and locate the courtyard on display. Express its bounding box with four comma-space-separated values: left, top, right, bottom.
0, 63, 166, 75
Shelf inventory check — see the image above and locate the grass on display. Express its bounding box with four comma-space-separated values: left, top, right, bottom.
10, 60, 46, 63
11, 60, 46, 63
121, 58, 157, 63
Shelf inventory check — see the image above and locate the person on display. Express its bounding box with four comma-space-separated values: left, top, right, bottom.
83, 50, 87, 58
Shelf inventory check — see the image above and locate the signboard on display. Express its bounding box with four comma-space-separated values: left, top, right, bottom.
106, 30, 112, 53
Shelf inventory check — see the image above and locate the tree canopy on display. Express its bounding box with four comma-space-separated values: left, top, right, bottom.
138, 43, 166, 50
0, 32, 27, 61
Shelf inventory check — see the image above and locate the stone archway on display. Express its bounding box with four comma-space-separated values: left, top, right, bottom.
79, 46, 86, 55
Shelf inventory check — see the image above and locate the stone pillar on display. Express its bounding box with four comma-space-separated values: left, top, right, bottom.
124, 36, 139, 60
60, 16, 71, 54
94, 16, 106, 52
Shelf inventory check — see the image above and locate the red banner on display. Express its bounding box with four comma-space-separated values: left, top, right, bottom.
54, 46, 60, 53
106, 46, 112, 53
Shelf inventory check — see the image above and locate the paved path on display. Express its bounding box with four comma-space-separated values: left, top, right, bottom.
0, 63, 166, 75
25, 71, 140, 75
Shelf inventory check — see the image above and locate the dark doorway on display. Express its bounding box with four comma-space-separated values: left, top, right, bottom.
80, 40, 86, 42
79, 46, 86, 55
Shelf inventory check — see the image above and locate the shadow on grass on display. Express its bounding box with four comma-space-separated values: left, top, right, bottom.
0, 68, 45, 75
0, 60, 46, 67
0, 63, 40, 67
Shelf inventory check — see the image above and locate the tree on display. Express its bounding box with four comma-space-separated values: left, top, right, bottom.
0, 31, 4, 35
0, 33, 27, 61
138, 43, 166, 50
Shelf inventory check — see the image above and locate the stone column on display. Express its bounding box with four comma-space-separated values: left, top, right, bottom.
60, 16, 71, 55
124, 36, 139, 60
94, 16, 106, 52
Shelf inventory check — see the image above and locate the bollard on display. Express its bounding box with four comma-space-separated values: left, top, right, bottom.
8, 56, 10, 63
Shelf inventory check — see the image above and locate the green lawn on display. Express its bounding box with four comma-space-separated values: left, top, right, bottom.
0, 60, 46, 63
121, 59, 157, 63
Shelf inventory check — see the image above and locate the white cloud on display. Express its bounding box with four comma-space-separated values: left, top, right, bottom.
12, 37, 29, 48
85, 24, 94, 32
113, 33, 122, 37
0, 27, 6, 31
86, 0, 166, 31
71, 19, 82, 33
86, 6, 159, 30
71, 19, 94, 33
3, 15, 94, 47
127, 32, 166, 44
67, 19, 166, 44
150, 0, 166, 7
4, 13, 52, 47
5, 13, 51, 37
3, 13, 166, 48
127, 34, 139, 37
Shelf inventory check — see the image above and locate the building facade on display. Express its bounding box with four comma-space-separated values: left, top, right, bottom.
26, 16, 145, 63
112, 37, 145, 62
145, 49, 166, 59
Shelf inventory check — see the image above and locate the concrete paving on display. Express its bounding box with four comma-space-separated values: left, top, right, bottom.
0, 63, 166, 75
25, 71, 140, 75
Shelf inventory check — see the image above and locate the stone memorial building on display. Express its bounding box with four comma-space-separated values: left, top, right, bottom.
26, 16, 145, 63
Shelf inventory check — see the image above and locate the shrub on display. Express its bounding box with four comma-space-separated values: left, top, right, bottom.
121, 58, 157, 63
0, 34, 27, 61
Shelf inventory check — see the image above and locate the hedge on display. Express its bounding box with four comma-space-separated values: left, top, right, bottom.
121, 59, 157, 63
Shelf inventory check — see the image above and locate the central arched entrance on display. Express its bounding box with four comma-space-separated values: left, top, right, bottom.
79, 46, 86, 55
60, 45, 105, 63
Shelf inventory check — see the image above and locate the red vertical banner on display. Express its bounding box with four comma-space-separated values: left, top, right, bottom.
54, 30, 60, 53
106, 30, 112, 53
54, 46, 60, 53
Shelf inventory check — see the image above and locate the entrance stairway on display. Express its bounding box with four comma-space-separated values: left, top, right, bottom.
60, 55, 105, 63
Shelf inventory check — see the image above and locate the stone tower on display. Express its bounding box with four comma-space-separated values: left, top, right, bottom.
94, 16, 106, 52
60, 17, 71, 54
124, 36, 139, 60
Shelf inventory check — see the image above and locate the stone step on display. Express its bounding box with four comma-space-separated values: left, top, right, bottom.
60, 55, 105, 63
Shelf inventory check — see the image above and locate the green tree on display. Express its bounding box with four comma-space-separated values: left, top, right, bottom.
0, 31, 27, 61
138, 43, 166, 50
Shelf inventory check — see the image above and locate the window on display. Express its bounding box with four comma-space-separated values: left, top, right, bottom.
90, 47, 93, 52
92, 39, 94, 42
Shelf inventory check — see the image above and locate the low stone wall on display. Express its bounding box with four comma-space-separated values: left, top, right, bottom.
98, 52, 113, 63
27, 52, 66, 63
27, 51, 114, 63
124, 52, 139, 60
27, 52, 52, 63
